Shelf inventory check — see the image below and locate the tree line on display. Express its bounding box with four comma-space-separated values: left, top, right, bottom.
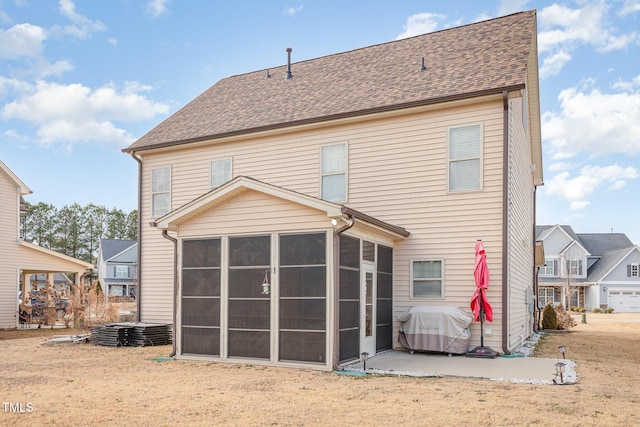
21, 202, 138, 264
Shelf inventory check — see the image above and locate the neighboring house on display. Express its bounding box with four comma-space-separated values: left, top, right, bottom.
123, 11, 543, 369
536, 225, 640, 313
0, 160, 94, 329
96, 238, 138, 302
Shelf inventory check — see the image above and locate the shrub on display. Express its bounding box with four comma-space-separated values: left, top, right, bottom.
578, 307, 586, 312
604, 307, 615, 313
554, 305, 576, 330
592, 307, 602, 313
542, 302, 558, 330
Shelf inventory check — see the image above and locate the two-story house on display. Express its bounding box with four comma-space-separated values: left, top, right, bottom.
536, 225, 640, 312
123, 11, 543, 369
96, 238, 138, 303
0, 160, 94, 328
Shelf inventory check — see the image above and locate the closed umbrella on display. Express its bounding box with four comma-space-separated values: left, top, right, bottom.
466, 240, 498, 358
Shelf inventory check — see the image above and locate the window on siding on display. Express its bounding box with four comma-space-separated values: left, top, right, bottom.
540, 258, 557, 276
411, 260, 443, 298
630, 263, 639, 278
321, 143, 347, 202
448, 124, 481, 192
539, 287, 558, 307
567, 259, 583, 276
152, 166, 171, 217
115, 265, 129, 278
210, 158, 232, 189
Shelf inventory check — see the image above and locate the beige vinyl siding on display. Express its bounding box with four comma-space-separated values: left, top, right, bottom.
178, 190, 331, 237
138, 99, 507, 347
506, 96, 536, 351
0, 171, 20, 328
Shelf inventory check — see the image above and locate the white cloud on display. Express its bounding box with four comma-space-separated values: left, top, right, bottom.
396, 13, 445, 39
284, 5, 303, 17
619, 0, 640, 16
58, 0, 106, 38
542, 77, 640, 158
0, 23, 46, 59
145, 0, 170, 18
545, 165, 639, 210
1, 80, 170, 148
537, 2, 638, 77
539, 50, 571, 79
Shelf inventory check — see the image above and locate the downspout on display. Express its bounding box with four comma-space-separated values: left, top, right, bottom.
332, 214, 355, 369
161, 229, 178, 357
533, 186, 540, 331
129, 152, 143, 322
501, 90, 511, 355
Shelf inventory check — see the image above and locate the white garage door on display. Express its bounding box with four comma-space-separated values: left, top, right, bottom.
608, 289, 640, 313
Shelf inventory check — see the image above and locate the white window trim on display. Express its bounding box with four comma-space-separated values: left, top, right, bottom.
210, 158, 233, 189
151, 165, 171, 217
410, 258, 445, 299
539, 287, 557, 306
540, 257, 558, 277
320, 142, 348, 202
115, 265, 129, 278
631, 262, 639, 278
447, 123, 483, 193
568, 259, 583, 277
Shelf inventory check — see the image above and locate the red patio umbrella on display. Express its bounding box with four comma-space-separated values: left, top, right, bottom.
466, 240, 498, 358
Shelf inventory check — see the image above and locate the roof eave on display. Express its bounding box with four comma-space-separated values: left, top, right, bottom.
123, 85, 525, 154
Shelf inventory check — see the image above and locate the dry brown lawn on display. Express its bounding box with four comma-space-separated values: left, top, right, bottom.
1, 313, 639, 426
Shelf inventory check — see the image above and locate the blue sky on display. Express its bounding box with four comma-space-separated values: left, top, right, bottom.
1, 0, 639, 244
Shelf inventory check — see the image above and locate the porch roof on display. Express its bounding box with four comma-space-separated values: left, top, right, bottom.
151, 176, 410, 240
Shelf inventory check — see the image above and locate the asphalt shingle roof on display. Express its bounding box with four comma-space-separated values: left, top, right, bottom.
100, 239, 136, 261
125, 10, 537, 152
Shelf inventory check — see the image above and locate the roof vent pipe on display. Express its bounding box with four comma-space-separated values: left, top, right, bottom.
420, 57, 427, 72
285, 47, 293, 80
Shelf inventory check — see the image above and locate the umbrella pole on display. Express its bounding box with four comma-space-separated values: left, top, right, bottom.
479, 291, 485, 347
466, 288, 498, 358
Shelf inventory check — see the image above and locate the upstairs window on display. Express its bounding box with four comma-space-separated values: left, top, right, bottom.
321, 143, 347, 202
630, 263, 639, 278
540, 258, 557, 276
152, 166, 171, 217
567, 259, 583, 276
448, 124, 481, 192
411, 259, 443, 298
115, 265, 129, 278
210, 158, 232, 189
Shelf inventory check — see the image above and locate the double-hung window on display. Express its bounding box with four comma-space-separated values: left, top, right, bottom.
151, 166, 171, 217
115, 265, 129, 278
411, 260, 443, 298
321, 143, 347, 202
448, 124, 481, 192
540, 258, 557, 277
630, 263, 639, 278
210, 158, 232, 189
568, 259, 583, 276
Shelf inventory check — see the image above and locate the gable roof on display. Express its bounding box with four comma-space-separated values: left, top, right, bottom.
99, 239, 137, 261
152, 176, 410, 239
577, 233, 634, 257
124, 10, 538, 153
0, 159, 32, 195
586, 246, 639, 283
